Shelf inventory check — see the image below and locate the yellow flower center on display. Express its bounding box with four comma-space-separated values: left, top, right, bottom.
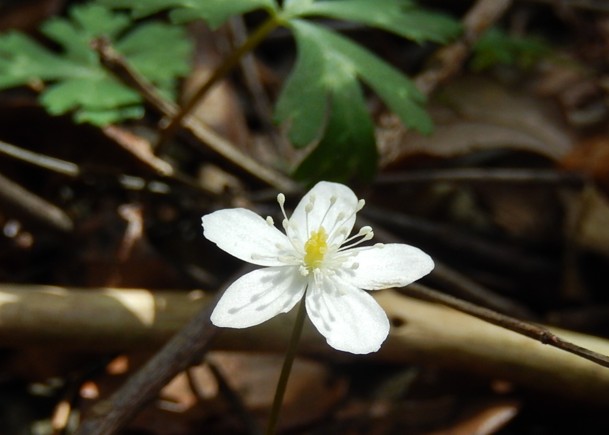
304, 228, 328, 269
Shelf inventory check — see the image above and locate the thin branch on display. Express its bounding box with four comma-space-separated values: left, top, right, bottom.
357, 213, 535, 318
517, 0, 609, 12
0, 171, 73, 232
229, 16, 288, 155
74, 264, 256, 435
0, 138, 208, 199
430, 262, 535, 319
102, 125, 174, 177
0, 139, 79, 177
157, 16, 279, 150
403, 283, 609, 369
93, 38, 297, 193
75, 291, 221, 435
362, 204, 550, 280
375, 168, 585, 187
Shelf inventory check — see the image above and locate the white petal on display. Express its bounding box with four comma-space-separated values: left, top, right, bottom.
305, 275, 389, 354
287, 181, 358, 247
342, 243, 434, 290
211, 266, 307, 328
202, 208, 294, 266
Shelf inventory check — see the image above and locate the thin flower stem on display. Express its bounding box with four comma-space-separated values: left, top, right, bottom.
266, 295, 307, 435
157, 15, 280, 150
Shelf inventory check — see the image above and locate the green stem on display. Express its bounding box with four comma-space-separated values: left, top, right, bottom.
157, 15, 280, 149
266, 296, 307, 435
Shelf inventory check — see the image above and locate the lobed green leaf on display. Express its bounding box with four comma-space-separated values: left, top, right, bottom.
0, 32, 80, 89
40, 76, 141, 114
115, 22, 193, 99
0, 4, 192, 125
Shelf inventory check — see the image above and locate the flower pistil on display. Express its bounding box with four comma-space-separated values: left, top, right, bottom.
304, 228, 328, 270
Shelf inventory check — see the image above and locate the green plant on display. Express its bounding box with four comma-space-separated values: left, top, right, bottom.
471, 28, 549, 72
103, 0, 460, 182
1, 0, 461, 182
0, 3, 192, 125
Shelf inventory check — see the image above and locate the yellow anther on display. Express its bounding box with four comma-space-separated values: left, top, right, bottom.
304, 228, 328, 269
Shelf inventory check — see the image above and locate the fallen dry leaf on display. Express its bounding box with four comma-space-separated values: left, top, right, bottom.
425, 399, 520, 435
378, 76, 573, 167
206, 351, 348, 431
561, 136, 609, 195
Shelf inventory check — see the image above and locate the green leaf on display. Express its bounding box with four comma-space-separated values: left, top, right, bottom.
0, 32, 80, 88
279, 19, 429, 181
99, 0, 186, 18
471, 28, 549, 72
75, 106, 145, 125
293, 72, 377, 182
68, 4, 131, 39
286, 0, 461, 43
115, 22, 192, 98
100, 0, 278, 28
274, 22, 327, 147
276, 19, 431, 147
40, 76, 141, 114
0, 3, 192, 125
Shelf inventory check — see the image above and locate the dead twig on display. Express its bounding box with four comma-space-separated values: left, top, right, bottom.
74, 265, 255, 435
517, 0, 609, 13
363, 203, 551, 280
0, 139, 204, 197
358, 213, 535, 318
155, 17, 277, 151
429, 262, 535, 319
0, 139, 79, 177
0, 171, 73, 232
92, 38, 296, 193
74, 292, 221, 435
229, 16, 288, 156
376, 168, 585, 187
403, 283, 609, 370
101, 125, 174, 177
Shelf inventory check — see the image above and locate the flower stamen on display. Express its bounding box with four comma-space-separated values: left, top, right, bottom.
304, 199, 314, 236
317, 195, 337, 229
326, 198, 366, 242
338, 226, 374, 251
277, 194, 289, 231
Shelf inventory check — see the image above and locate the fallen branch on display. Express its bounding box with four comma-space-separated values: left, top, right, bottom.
75, 290, 220, 435
0, 284, 608, 405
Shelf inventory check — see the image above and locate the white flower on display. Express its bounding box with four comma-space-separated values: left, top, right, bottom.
201, 181, 434, 354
